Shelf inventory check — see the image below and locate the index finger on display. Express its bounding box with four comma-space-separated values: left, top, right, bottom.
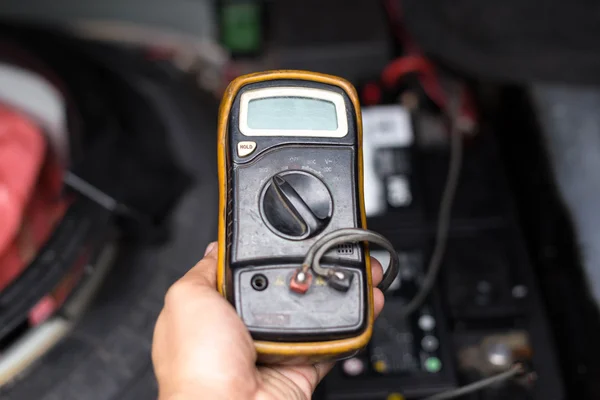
370, 257, 383, 287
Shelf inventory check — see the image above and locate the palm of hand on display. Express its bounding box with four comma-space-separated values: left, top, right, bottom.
152, 244, 384, 400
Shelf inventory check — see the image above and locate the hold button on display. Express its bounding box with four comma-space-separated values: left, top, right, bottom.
238, 141, 256, 157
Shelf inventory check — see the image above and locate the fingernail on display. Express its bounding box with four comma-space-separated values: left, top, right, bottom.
204, 242, 217, 256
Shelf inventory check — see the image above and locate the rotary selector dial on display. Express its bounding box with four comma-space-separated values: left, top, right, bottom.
261, 171, 333, 240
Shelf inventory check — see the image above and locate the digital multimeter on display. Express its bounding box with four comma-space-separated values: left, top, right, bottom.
217, 70, 398, 364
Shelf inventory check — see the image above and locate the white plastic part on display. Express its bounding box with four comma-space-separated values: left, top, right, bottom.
0, 318, 71, 386
362, 105, 414, 217
0, 63, 69, 164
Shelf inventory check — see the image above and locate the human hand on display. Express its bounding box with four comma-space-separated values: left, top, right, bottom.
152, 242, 385, 400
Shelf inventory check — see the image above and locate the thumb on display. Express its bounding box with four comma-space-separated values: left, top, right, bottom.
203, 241, 218, 258
179, 241, 219, 288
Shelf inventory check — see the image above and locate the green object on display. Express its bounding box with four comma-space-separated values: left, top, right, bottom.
425, 357, 442, 373
222, 2, 261, 53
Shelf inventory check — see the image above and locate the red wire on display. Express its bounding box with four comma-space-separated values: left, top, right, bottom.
381, 55, 478, 125
381, 1, 478, 123
381, 55, 448, 108
381, 1, 449, 108
381, 55, 432, 86
378, 0, 478, 125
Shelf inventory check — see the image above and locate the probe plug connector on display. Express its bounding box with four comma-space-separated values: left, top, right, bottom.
290, 268, 313, 294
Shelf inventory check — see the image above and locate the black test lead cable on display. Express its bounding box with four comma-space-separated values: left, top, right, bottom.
294, 228, 400, 292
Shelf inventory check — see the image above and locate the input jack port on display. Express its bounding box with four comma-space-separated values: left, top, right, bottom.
251, 274, 268, 291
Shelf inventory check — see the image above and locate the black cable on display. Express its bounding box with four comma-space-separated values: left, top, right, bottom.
398, 85, 464, 319
63, 171, 118, 212
63, 171, 152, 226
301, 228, 400, 292
421, 363, 526, 400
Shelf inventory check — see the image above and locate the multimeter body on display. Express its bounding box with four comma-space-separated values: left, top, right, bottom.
217, 70, 373, 364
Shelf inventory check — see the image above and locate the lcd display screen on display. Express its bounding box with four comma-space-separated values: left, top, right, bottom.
247, 97, 338, 131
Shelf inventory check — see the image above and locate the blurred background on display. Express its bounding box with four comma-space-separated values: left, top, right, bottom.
0, 1, 599, 399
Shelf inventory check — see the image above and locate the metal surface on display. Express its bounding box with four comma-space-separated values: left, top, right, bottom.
487, 342, 512, 368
